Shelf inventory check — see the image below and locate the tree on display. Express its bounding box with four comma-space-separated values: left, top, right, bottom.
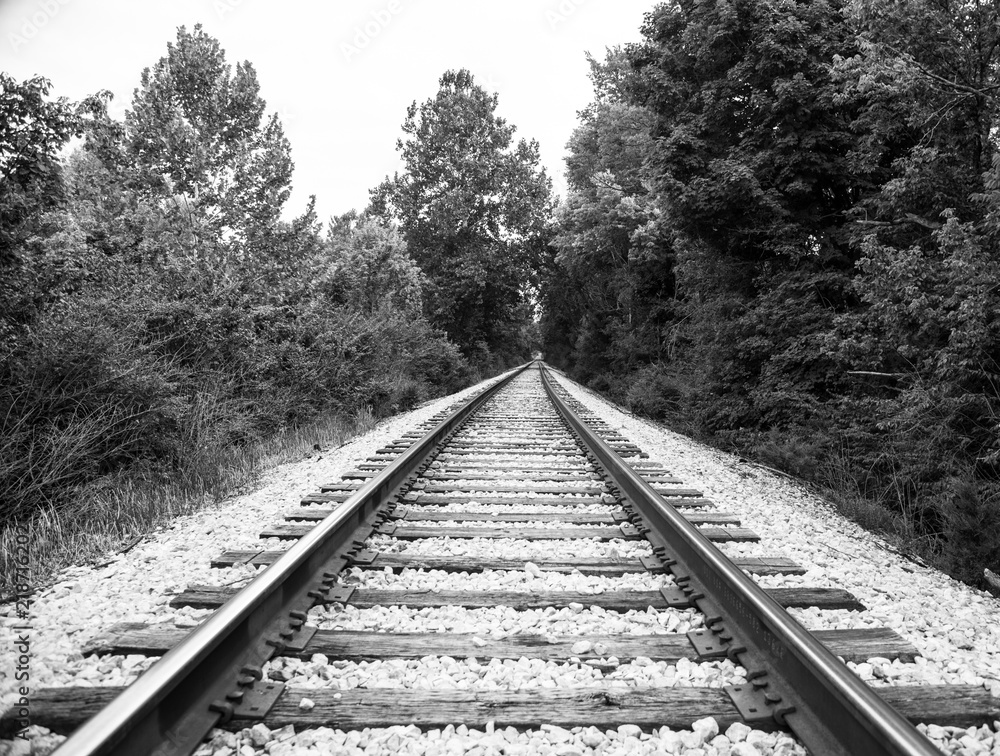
370, 69, 552, 363
319, 218, 423, 317
837, 0, 1000, 226
540, 50, 674, 379
125, 24, 293, 263
0, 74, 84, 342
537, 0, 1000, 587
614, 0, 861, 429
628, 0, 859, 267
0, 74, 81, 264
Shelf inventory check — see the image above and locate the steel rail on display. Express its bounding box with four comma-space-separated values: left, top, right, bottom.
539, 363, 941, 756
53, 362, 533, 756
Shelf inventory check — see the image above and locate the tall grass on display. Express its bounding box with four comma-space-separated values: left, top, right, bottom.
0, 408, 377, 600
0, 280, 477, 599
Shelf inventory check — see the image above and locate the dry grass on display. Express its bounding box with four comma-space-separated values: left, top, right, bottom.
0, 409, 378, 601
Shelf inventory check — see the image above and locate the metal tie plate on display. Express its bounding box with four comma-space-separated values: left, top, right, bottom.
282, 624, 318, 653
725, 682, 776, 724
659, 584, 692, 608
231, 681, 285, 719
687, 629, 728, 658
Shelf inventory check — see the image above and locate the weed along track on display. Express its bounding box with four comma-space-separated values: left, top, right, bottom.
4, 364, 998, 755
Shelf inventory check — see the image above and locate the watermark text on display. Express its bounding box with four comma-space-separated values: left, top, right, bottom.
8, 0, 73, 53
546, 0, 588, 29
341, 0, 404, 63
10, 523, 32, 739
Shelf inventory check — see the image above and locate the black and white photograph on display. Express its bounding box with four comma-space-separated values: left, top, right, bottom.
1, 1, 999, 754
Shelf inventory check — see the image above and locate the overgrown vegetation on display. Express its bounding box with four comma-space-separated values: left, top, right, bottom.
7, 3, 998, 596
539, 0, 1000, 588
1, 30, 538, 595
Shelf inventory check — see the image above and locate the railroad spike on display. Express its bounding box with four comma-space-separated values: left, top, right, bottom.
774, 705, 797, 727
239, 665, 263, 681
208, 700, 235, 724
726, 644, 748, 663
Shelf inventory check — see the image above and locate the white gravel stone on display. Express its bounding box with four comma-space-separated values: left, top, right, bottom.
692, 715, 720, 741
183, 720, 812, 756
263, 654, 747, 691
423, 501, 612, 514
396, 519, 614, 531
309, 603, 704, 636
6, 368, 1000, 756
549, 370, 1000, 747
0, 371, 518, 752
368, 534, 652, 558
343, 566, 665, 593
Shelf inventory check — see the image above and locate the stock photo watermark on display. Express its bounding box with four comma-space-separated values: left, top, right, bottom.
7, 0, 72, 53
546, 0, 589, 29
341, 0, 404, 63
213, 0, 247, 20
8, 523, 33, 740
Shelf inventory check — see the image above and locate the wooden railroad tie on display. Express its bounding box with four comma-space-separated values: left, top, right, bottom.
259, 523, 760, 543
211, 551, 807, 577
7, 685, 997, 737
83, 624, 916, 666
169, 585, 865, 612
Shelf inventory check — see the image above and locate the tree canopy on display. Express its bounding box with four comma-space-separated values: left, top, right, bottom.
0, 31, 475, 591
4, 4, 999, 592
126, 24, 294, 262
539, 0, 1000, 587
371, 69, 552, 363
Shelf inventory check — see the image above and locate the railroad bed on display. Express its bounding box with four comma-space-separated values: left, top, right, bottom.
2, 364, 999, 756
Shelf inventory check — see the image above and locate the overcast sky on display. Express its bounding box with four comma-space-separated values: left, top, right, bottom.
2, 0, 652, 224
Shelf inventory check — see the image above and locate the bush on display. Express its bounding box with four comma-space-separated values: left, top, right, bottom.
0, 255, 471, 537
624, 365, 684, 419
751, 427, 831, 480
937, 477, 1000, 586
0, 296, 174, 528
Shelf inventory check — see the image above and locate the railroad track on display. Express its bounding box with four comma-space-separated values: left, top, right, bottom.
3, 362, 997, 755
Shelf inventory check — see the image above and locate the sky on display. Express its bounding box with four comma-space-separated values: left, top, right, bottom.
1, 0, 653, 224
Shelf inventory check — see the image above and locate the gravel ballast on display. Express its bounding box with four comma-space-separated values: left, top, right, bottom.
3, 366, 999, 756
309, 603, 704, 636
548, 370, 1000, 754
0, 372, 513, 752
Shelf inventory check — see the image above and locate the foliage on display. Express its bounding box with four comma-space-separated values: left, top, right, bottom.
629, 0, 859, 267
0, 74, 80, 259
371, 69, 552, 365
0, 74, 83, 346
539, 0, 1000, 588
125, 24, 293, 261
321, 217, 424, 317
539, 50, 674, 380
0, 37, 473, 590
